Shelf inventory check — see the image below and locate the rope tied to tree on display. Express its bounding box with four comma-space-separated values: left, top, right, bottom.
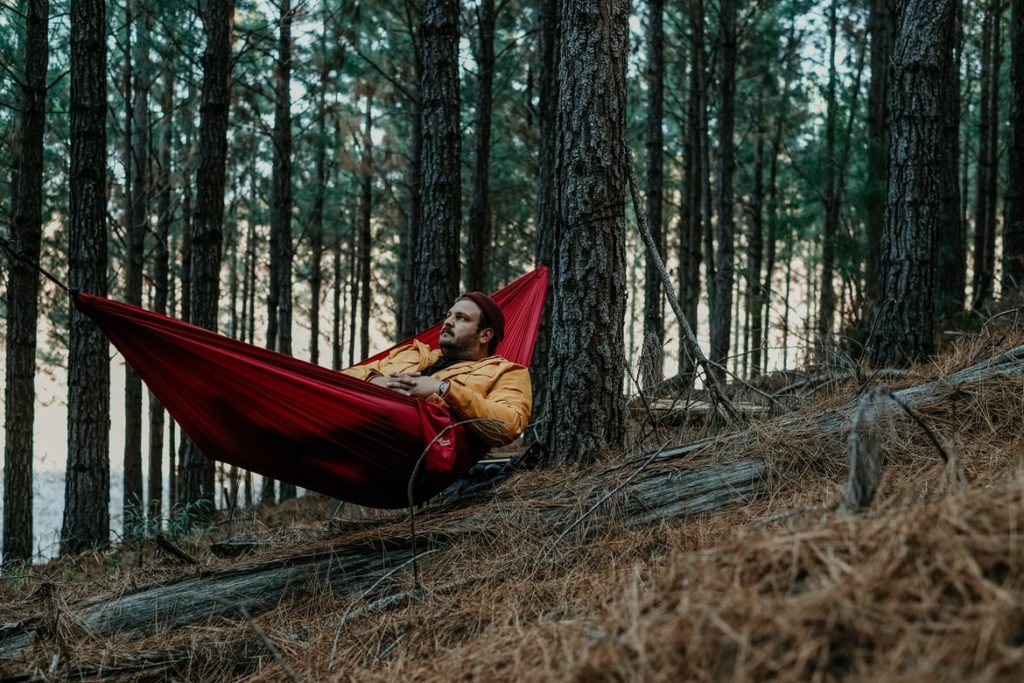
0, 233, 72, 295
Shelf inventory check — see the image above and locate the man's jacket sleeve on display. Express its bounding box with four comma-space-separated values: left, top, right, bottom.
442, 366, 532, 447
340, 343, 422, 381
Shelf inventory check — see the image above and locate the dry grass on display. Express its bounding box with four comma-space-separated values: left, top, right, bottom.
2, 329, 1023, 681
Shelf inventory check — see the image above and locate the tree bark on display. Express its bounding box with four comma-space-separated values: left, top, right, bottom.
63, 0, 111, 555
710, 0, 737, 380
972, 5, 994, 309
527, 0, 559, 444
179, 0, 234, 511
267, 0, 294, 363
870, 0, 955, 367
818, 0, 839, 351
124, 0, 151, 523
465, 0, 496, 292
934, 0, 963, 318
414, 0, 461, 329
3, 0, 49, 562
397, 0, 421, 341
148, 46, 174, 515
359, 93, 373, 360
1004, 0, 1024, 290
748, 113, 765, 377
866, 0, 893, 313
642, 0, 665, 388
679, 0, 704, 376
309, 34, 329, 367
542, 0, 629, 464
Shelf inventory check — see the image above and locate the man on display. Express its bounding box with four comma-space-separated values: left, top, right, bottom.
342, 292, 532, 447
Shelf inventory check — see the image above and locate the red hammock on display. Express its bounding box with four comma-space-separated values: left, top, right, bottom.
73, 266, 548, 508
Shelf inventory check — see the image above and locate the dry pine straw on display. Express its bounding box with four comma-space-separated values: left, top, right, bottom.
3, 333, 1024, 682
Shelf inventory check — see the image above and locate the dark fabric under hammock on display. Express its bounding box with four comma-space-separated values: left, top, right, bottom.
73, 266, 549, 508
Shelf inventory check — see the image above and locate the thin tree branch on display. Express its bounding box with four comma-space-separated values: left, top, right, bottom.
625, 154, 741, 424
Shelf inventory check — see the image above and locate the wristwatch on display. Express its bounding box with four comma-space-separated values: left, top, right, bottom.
437, 380, 451, 398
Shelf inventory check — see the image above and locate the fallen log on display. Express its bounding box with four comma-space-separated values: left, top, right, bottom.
0, 459, 766, 662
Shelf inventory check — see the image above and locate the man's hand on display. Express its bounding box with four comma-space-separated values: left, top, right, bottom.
369, 372, 443, 399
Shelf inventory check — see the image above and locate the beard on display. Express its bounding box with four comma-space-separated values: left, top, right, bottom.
439, 327, 479, 360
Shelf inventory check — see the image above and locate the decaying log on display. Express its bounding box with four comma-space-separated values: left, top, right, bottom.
0, 460, 767, 662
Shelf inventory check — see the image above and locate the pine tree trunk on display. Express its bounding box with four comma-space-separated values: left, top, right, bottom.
359, 93, 373, 360
972, 7, 993, 309
1004, 0, 1024, 289
710, 0, 737, 378
179, 0, 233, 511
748, 115, 765, 377
934, 0, 964, 317
542, 0, 628, 464
983, 6, 1001, 302
414, 0, 461, 329
267, 0, 293, 365
870, 0, 955, 367
465, 0, 496, 292
63, 0, 111, 555
123, 1, 150, 523
527, 0, 558, 444
309, 22, 329, 366
332, 230, 343, 372
818, 0, 839, 351
866, 0, 893, 312
679, 0, 704, 375
642, 0, 665, 388
148, 50, 173, 516
3, 0, 49, 562
397, 0, 421, 340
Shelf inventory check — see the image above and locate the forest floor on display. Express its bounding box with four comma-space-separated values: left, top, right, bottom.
2, 322, 1024, 682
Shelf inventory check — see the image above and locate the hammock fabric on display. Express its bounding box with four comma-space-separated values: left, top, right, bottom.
73, 266, 549, 508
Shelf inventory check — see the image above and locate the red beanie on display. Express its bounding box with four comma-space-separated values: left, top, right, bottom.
459, 291, 505, 350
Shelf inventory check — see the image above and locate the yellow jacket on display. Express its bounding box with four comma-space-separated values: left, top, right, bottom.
342, 340, 532, 447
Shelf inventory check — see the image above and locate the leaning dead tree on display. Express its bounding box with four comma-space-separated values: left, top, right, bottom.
3, 344, 1022, 663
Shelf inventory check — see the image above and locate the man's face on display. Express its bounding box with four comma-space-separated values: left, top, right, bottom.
439, 299, 491, 359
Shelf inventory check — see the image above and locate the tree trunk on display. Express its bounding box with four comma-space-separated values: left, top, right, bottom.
359, 93, 373, 360
3, 0, 49, 562
332, 229, 343, 372
148, 49, 174, 516
179, 0, 234, 511
124, 0, 151, 523
465, 0, 496, 292
679, 0, 704, 375
414, 0, 461, 329
972, 6, 994, 309
308, 20, 329, 366
983, 4, 1001, 302
642, 0, 665, 388
866, 0, 893, 313
710, 0, 737, 379
267, 0, 294, 364
934, 0, 964, 318
1004, 0, 1024, 290
818, 0, 839, 352
63, 0, 111, 555
748, 113, 765, 377
397, 0, 421, 341
870, 0, 955, 367
542, 0, 629, 464
527, 0, 558, 444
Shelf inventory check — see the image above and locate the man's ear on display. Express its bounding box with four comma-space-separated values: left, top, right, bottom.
478, 327, 494, 345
